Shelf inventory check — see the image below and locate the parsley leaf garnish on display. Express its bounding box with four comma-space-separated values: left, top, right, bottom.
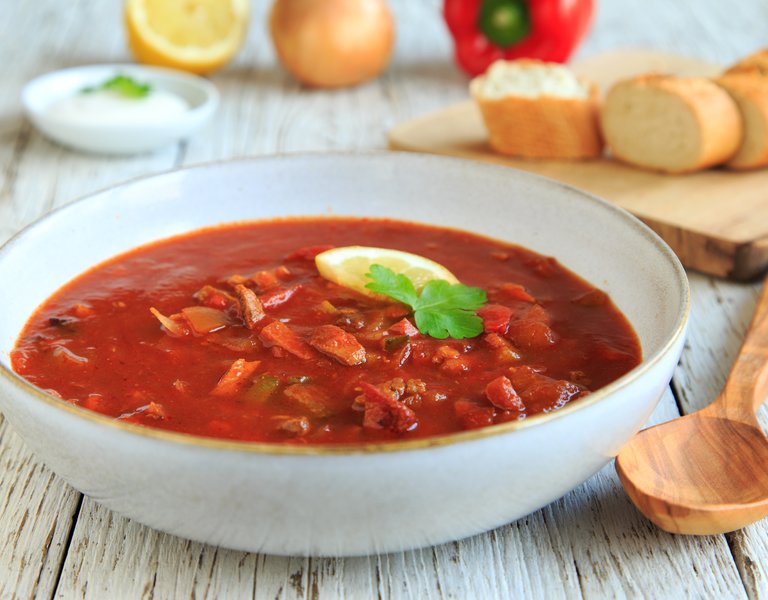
365, 264, 487, 339
82, 74, 152, 98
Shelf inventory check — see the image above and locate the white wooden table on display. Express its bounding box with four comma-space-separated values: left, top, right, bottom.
2, 1, 767, 597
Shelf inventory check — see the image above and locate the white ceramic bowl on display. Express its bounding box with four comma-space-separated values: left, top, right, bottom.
0, 154, 689, 556
22, 64, 218, 154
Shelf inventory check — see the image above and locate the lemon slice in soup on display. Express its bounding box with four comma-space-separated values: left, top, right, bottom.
315, 246, 459, 297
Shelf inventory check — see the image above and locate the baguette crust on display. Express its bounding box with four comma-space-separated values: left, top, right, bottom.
601, 75, 742, 174
471, 61, 602, 160
717, 73, 768, 170
726, 48, 768, 76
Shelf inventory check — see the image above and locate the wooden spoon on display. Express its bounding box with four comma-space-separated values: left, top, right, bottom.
616, 280, 768, 535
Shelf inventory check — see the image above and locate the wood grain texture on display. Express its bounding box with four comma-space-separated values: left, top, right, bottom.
616, 276, 768, 535
388, 50, 768, 281
0, 421, 81, 599
1, 0, 768, 598
673, 274, 768, 596
49, 391, 745, 599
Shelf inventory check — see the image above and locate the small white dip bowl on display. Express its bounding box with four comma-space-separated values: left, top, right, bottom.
0, 153, 689, 556
22, 64, 218, 154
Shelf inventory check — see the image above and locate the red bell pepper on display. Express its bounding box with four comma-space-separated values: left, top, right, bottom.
444, 0, 595, 77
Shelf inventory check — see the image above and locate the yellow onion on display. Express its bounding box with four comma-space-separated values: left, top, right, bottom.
269, 0, 395, 88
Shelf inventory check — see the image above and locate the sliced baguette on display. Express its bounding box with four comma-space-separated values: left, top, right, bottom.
601, 75, 742, 174
726, 48, 768, 76
470, 60, 602, 160
716, 73, 768, 170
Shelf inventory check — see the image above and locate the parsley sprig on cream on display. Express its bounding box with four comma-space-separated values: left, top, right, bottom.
82, 74, 152, 98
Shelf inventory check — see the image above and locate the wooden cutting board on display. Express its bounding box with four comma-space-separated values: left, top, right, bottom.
389, 49, 768, 281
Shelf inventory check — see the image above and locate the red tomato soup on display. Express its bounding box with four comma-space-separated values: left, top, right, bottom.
12, 218, 641, 444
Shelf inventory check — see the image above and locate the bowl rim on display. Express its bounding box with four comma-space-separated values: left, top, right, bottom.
21, 63, 219, 129
0, 152, 691, 456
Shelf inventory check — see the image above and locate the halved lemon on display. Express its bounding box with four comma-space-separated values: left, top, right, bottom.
315, 246, 459, 298
125, 0, 250, 74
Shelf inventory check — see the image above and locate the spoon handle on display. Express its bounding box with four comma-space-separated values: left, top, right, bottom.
707, 278, 768, 423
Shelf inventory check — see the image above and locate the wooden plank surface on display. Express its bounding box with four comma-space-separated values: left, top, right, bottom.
388, 51, 768, 281
1, 0, 768, 598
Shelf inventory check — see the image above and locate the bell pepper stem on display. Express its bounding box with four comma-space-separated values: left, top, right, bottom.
479, 0, 531, 48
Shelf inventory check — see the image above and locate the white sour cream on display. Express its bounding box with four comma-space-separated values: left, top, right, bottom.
46, 88, 189, 127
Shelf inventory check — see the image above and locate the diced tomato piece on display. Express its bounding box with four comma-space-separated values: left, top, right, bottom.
508, 305, 555, 349
193, 285, 238, 310
309, 324, 366, 366
485, 335, 523, 363
360, 382, 418, 433
211, 358, 262, 396
525, 304, 551, 324
261, 285, 301, 309
387, 318, 419, 337
432, 345, 461, 363
484, 376, 524, 411
508, 366, 584, 413
508, 320, 556, 350
441, 357, 470, 375
259, 321, 315, 360
463, 408, 495, 429
499, 283, 536, 303
507, 365, 544, 389
454, 400, 495, 430
409, 340, 432, 366
453, 399, 475, 417
477, 304, 512, 334
209, 294, 232, 310
251, 270, 279, 292
286, 245, 334, 261
524, 380, 583, 413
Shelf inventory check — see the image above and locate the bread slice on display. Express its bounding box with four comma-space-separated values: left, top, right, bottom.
716, 73, 768, 170
601, 75, 742, 173
726, 48, 768, 76
470, 60, 602, 159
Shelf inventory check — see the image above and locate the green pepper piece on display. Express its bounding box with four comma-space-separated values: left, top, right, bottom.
287, 375, 312, 384
478, 0, 531, 48
383, 335, 410, 352
244, 374, 280, 403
